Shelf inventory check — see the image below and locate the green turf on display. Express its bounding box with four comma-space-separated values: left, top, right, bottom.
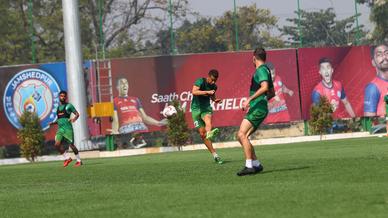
0, 137, 387, 218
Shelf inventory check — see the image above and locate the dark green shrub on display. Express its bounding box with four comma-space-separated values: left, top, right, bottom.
17, 111, 45, 162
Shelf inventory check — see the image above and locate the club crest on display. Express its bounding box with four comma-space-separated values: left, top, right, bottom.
3, 68, 61, 130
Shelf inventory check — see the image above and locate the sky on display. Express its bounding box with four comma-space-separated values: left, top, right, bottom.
186, 0, 372, 30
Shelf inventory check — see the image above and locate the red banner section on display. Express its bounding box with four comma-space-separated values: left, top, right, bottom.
2, 46, 380, 146
298, 46, 375, 119
104, 49, 300, 135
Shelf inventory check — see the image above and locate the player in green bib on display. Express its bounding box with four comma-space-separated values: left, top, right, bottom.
236, 48, 275, 176
49, 91, 82, 167
191, 69, 224, 164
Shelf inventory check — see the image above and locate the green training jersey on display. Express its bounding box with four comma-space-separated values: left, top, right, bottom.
56, 103, 76, 131
249, 64, 274, 110
191, 78, 217, 110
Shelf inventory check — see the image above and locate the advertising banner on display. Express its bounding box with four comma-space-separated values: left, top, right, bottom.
298, 46, 379, 120
4, 45, 382, 146
105, 49, 300, 135
0, 63, 68, 145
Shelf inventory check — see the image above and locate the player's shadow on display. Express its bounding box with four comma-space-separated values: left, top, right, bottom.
219, 160, 233, 164
261, 166, 310, 174
77, 162, 104, 166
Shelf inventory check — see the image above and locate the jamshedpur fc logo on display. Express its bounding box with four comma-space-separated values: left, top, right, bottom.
3, 68, 61, 130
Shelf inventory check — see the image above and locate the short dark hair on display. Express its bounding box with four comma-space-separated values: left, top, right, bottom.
59, 90, 67, 96
319, 57, 332, 66
208, 69, 219, 78
253, 47, 266, 62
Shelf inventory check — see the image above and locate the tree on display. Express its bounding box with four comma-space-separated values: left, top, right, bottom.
176, 18, 227, 54
282, 8, 367, 47
357, 0, 387, 43
152, 18, 226, 55
78, 0, 189, 58
17, 111, 45, 162
214, 4, 284, 50
106, 32, 141, 58
166, 100, 190, 150
0, 1, 31, 65
153, 4, 283, 54
2, 0, 189, 65
309, 96, 333, 139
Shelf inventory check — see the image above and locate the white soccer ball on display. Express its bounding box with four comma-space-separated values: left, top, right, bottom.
162, 105, 177, 117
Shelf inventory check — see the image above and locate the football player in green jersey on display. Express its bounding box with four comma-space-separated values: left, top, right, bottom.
191, 69, 224, 164
237, 48, 275, 176
49, 91, 82, 167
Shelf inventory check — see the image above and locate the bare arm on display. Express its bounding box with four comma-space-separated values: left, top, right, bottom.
70, 111, 80, 123
210, 94, 222, 103
242, 81, 269, 110
192, 85, 214, 96
135, 139, 147, 148
267, 86, 275, 100
139, 108, 167, 126
282, 85, 294, 96
342, 98, 355, 118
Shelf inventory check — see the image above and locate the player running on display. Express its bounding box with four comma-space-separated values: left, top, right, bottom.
49, 90, 82, 167
191, 69, 224, 164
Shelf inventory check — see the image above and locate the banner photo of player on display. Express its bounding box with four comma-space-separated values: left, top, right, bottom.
108, 77, 167, 135
364, 43, 388, 117
311, 57, 355, 118
298, 46, 376, 119
265, 62, 295, 123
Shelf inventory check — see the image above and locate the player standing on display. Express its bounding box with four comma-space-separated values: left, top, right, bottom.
236, 48, 275, 176
191, 69, 224, 164
50, 90, 82, 167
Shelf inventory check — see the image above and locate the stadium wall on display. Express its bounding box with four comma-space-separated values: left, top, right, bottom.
0, 46, 379, 147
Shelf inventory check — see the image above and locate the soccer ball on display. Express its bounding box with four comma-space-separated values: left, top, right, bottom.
162, 105, 177, 117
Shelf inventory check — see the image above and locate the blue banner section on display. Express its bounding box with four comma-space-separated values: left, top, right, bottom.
2, 64, 66, 130
39, 62, 68, 91
0, 61, 96, 145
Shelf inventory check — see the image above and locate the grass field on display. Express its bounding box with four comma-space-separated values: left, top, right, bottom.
0, 137, 387, 218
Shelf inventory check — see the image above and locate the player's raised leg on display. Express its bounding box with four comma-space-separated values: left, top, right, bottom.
203, 113, 219, 141
203, 114, 223, 163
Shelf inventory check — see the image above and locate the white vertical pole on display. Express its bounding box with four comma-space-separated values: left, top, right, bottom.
62, 0, 90, 150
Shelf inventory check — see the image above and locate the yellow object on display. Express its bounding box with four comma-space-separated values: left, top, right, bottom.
88, 102, 114, 117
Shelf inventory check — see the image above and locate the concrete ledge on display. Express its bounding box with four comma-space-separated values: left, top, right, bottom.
0, 131, 375, 166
